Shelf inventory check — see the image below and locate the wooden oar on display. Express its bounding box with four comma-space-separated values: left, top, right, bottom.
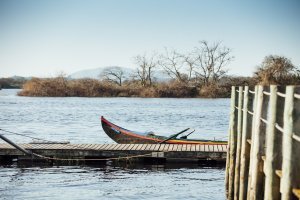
179, 129, 195, 139
159, 128, 190, 144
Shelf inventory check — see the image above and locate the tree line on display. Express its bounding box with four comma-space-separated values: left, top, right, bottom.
18, 41, 300, 97
100, 41, 234, 88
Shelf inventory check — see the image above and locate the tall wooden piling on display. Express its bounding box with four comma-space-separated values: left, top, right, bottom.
248, 85, 267, 200
246, 86, 258, 200
238, 86, 253, 200
264, 85, 280, 200
234, 86, 243, 200
227, 86, 238, 199
281, 86, 294, 200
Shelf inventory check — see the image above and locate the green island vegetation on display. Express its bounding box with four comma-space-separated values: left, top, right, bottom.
0, 77, 27, 89
15, 41, 300, 98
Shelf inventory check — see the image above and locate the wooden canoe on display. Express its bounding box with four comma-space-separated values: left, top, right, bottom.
101, 116, 227, 145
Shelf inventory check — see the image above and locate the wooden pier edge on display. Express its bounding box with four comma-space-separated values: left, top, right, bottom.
225, 85, 300, 200
0, 143, 228, 164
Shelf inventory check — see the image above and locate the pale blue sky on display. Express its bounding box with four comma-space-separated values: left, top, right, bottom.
0, 0, 299, 77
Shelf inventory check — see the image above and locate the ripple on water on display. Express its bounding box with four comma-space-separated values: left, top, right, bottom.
0, 89, 229, 199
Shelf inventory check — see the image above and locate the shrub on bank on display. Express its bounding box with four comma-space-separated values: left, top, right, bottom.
18, 77, 238, 98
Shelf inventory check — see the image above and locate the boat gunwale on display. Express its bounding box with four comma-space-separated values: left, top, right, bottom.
101, 116, 227, 145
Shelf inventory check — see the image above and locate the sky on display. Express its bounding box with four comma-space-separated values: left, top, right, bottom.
0, 0, 299, 77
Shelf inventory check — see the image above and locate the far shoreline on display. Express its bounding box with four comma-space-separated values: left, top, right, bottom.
16, 77, 241, 98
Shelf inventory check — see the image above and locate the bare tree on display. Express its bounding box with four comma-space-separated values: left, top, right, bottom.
134, 53, 157, 86
193, 41, 233, 86
254, 55, 300, 85
183, 53, 197, 82
159, 48, 187, 83
100, 66, 125, 86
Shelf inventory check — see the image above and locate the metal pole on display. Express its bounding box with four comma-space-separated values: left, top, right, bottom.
0, 134, 32, 156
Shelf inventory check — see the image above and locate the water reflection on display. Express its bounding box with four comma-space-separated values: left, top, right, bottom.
0, 163, 225, 200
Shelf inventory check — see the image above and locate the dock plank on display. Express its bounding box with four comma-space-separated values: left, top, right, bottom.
186, 144, 192, 151
120, 144, 130, 151
0, 143, 227, 163
176, 144, 183, 151
154, 144, 161, 151
95, 144, 105, 150
148, 144, 156, 151
163, 144, 170, 152
220, 145, 224, 152
171, 144, 177, 151
127, 144, 135, 150
116, 144, 124, 150
191, 145, 196, 152
158, 144, 165, 151
208, 145, 214, 152
141, 144, 147, 151
105, 144, 115, 150
143, 144, 151, 151
101, 144, 109, 150
135, 144, 144, 151
87, 144, 94, 150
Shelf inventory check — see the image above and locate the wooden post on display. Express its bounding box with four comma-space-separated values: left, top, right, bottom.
281, 86, 294, 200
225, 87, 236, 193
264, 85, 281, 200
292, 86, 300, 197
225, 86, 235, 194
234, 86, 243, 200
247, 86, 258, 199
227, 86, 238, 199
225, 119, 232, 195
248, 85, 267, 200
239, 86, 254, 200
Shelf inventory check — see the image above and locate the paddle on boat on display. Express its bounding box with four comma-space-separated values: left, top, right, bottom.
101, 116, 227, 145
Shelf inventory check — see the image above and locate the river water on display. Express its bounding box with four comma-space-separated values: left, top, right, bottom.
0, 89, 230, 200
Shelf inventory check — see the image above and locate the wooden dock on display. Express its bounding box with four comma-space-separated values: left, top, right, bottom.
225, 85, 300, 200
0, 143, 227, 164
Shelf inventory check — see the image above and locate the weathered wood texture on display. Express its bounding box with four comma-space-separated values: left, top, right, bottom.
0, 143, 227, 162
225, 85, 300, 200
234, 86, 244, 200
227, 86, 238, 199
238, 86, 254, 200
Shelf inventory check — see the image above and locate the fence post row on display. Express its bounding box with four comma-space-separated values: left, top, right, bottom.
225, 85, 300, 200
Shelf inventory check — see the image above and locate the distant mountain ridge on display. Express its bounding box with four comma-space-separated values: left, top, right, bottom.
68, 66, 133, 79
68, 66, 171, 82
1, 66, 171, 82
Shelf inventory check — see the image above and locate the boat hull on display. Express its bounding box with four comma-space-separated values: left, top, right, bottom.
101, 116, 227, 145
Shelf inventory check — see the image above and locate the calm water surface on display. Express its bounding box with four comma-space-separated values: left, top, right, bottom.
0, 89, 229, 200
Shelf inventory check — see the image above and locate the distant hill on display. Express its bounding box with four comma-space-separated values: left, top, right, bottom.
68, 66, 133, 79
68, 66, 171, 82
